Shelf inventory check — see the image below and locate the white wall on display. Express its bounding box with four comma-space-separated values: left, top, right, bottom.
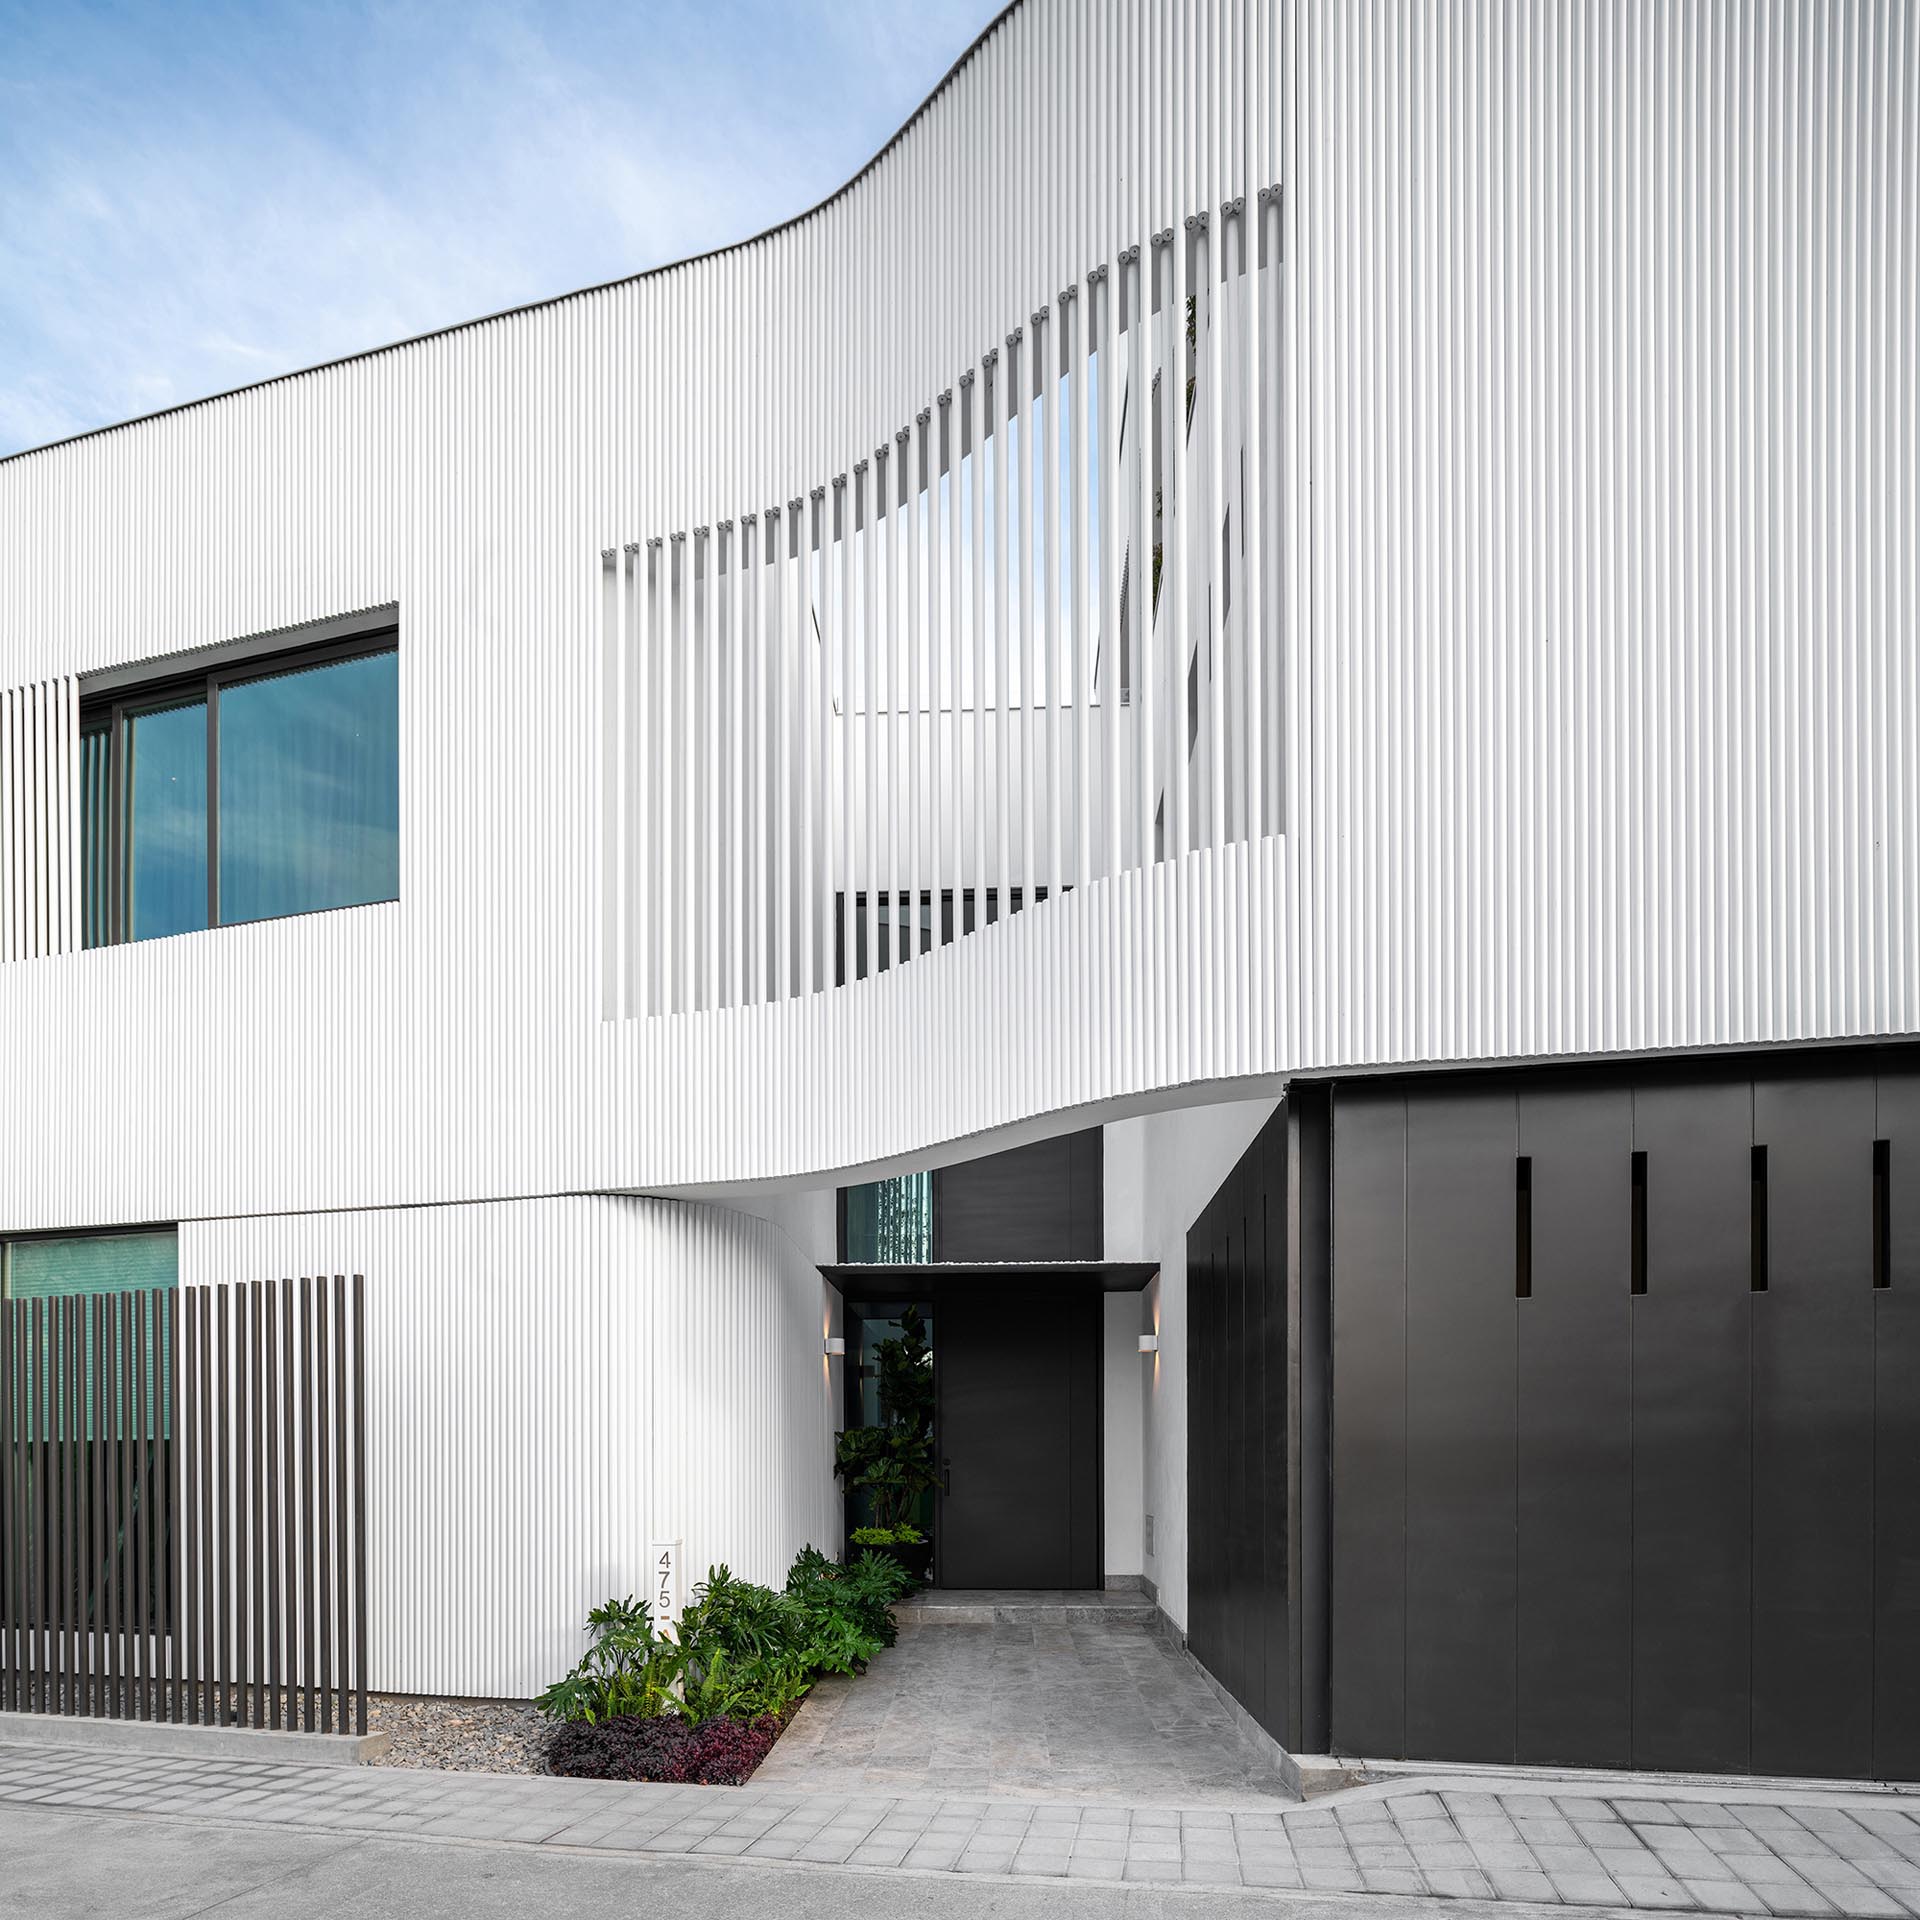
1110, 1094, 1280, 1631
2, 0, 1910, 1241
184, 1192, 838, 1699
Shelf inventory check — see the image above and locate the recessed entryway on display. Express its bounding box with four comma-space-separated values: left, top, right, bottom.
827, 1265, 1152, 1592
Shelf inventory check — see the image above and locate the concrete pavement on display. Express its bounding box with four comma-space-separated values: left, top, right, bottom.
1, 1740, 1919, 1915
0, 1802, 1612, 1920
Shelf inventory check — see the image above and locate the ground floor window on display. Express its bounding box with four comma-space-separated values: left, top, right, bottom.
1, 1228, 179, 1300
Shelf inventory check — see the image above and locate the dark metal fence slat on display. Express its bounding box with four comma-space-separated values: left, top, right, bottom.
352, 1274, 368, 1738
166, 1292, 180, 1723
330, 1276, 348, 1735
216, 1287, 232, 1726
1, 1302, 12, 1715
125, 1294, 138, 1720
52, 1299, 64, 1716
69, 1297, 82, 1716
282, 1280, 296, 1729
34, 1298, 49, 1715
316, 1279, 333, 1733
123, 1295, 137, 1720
233, 1285, 248, 1731
300, 1276, 315, 1733
264, 1282, 281, 1730
156, 1294, 170, 1722
182, 1291, 199, 1726
198, 1287, 214, 1725
86, 1298, 100, 1717
250, 1282, 265, 1729
70, 1299, 82, 1715
142, 1291, 157, 1720
114, 1294, 131, 1719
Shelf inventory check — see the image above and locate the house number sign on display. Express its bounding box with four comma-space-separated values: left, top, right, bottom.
650, 1539, 683, 1639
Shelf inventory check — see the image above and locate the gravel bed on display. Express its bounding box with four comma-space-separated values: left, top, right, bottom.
366, 1693, 550, 1773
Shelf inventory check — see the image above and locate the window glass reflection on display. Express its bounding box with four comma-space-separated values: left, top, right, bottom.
124, 696, 208, 940
217, 649, 399, 925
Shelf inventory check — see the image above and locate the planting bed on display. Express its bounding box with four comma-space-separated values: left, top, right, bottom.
545, 1709, 789, 1785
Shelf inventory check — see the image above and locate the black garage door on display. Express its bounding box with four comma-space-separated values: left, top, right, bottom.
1329, 1052, 1920, 1781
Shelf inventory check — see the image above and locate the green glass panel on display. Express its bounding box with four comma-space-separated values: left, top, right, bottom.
4, 1232, 177, 1439
217, 649, 399, 925
844, 1173, 933, 1263
124, 695, 209, 941
5, 1231, 178, 1299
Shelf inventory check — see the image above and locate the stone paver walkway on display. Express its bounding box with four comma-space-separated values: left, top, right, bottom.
755, 1612, 1281, 1803
0, 1740, 1917, 1908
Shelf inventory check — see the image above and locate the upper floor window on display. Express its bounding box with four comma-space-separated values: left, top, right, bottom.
80, 634, 399, 946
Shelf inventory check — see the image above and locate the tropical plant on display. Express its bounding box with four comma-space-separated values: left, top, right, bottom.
849, 1523, 924, 1547
539, 1543, 916, 1788
535, 1595, 685, 1726
834, 1305, 939, 1532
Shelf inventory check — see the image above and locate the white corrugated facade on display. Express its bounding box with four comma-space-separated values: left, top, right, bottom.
0, 0, 1912, 1691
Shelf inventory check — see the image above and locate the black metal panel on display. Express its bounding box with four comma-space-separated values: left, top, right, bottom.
1329, 1086, 1408, 1759
1404, 1085, 1518, 1764
1630, 1075, 1753, 1773
935, 1285, 1100, 1589
1289, 1084, 1330, 1756
1751, 1070, 1876, 1779
1876, 1059, 1920, 1781
1185, 1207, 1217, 1666
1185, 1107, 1291, 1745
936, 1130, 1104, 1262
1255, 1116, 1286, 1736
1516, 1081, 1633, 1767
1227, 1158, 1257, 1721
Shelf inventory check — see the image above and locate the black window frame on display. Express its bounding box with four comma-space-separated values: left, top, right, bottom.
80, 628, 399, 946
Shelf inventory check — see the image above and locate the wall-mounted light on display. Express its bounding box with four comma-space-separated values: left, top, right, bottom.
1138, 1333, 1159, 1355
825, 1335, 847, 1358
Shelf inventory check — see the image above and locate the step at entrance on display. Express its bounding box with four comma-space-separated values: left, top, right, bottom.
896, 1588, 1158, 1628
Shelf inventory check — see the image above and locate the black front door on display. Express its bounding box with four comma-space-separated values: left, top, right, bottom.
935, 1284, 1102, 1589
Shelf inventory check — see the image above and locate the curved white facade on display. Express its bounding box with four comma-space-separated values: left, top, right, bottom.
0, 0, 1914, 1696
2, 0, 1909, 1231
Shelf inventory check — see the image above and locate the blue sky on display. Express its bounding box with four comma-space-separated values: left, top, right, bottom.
0, 0, 995, 458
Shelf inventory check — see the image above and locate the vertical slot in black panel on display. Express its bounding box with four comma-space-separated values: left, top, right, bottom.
1873, 1139, 1891, 1289
1751, 1070, 1875, 1778
1875, 1062, 1920, 1781
1630, 1152, 1648, 1293
1630, 1076, 1752, 1774
1751, 1145, 1770, 1291
1330, 1087, 1409, 1758
1516, 1083, 1633, 1768
1515, 1157, 1533, 1298
1404, 1085, 1518, 1763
